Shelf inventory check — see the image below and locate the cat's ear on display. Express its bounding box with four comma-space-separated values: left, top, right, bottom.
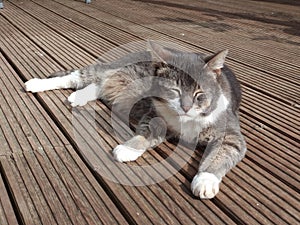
147, 40, 173, 63
205, 50, 228, 76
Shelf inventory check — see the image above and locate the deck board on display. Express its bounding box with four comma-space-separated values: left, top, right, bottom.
0, 44, 128, 224
0, 171, 18, 225
84, 0, 300, 104
0, 0, 299, 224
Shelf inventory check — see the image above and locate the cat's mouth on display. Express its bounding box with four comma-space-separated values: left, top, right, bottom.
177, 114, 192, 117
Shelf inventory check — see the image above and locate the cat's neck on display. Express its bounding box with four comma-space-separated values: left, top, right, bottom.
153, 93, 229, 143
196, 94, 229, 125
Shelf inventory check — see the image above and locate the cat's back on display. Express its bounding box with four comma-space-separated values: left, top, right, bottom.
221, 65, 242, 112
104, 51, 152, 69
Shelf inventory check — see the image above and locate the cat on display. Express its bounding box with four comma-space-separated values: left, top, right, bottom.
25, 41, 247, 199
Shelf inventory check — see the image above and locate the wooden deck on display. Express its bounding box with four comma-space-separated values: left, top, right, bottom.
0, 0, 299, 224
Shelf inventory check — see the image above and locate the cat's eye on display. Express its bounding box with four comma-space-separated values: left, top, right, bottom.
194, 90, 206, 102
193, 90, 203, 97
196, 94, 206, 102
171, 88, 181, 95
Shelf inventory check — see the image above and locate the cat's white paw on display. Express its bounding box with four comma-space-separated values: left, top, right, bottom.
191, 172, 221, 199
68, 83, 100, 107
68, 92, 88, 107
25, 78, 46, 93
113, 145, 145, 162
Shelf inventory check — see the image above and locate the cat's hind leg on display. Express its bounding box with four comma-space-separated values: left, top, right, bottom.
25, 70, 83, 93
68, 83, 101, 107
113, 117, 166, 162
113, 135, 150, 162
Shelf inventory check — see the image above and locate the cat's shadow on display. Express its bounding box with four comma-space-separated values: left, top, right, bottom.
69, 103, 206, 201
159, 139, 206, 199
180, 181, 193, 197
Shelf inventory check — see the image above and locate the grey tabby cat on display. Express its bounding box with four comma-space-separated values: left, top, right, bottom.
25, 41, 246, 199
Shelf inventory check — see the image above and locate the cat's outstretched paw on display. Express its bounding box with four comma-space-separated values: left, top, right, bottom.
25, 78, 46, 93
68, 92, 89, 107
191, 172, 221, 199
113, 145, 145, 162
68, 83, 100, 107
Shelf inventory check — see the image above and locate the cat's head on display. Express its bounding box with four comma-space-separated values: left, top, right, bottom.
148, 41, 229, 121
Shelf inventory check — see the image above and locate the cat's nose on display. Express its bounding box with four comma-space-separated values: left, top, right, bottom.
182, 105, 192, 113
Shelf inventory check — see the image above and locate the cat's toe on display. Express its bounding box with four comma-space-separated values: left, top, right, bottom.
191, 172, 221, 199
25, 78, 45, 93
68, 92, 77, 106
68, 92, 88, 107
113, 145, 145, 162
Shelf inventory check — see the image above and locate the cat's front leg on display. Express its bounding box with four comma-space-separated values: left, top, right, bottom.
192, 123, 246, 199
191, 172, 221, 199
68, 83, 101, 107
25, 70, 81, 93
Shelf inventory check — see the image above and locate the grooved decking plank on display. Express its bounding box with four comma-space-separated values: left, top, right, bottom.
242, 88, 300, 128
95, 0, 299, 65
30, 0, 143, 50
54, 0, 297, 66
162, 140, 300, 225
6, 0, 129, 61
101, 0, 300, 65
72, 0, 300, 104
158, 141, 300, 225
38, 1, 299, 83
0, 155, 51, 225
129, 0, 300, 64
20, 0, 300, 121
0, 49, 128, 224
0, 172, 18, 225
2, 2, 95, 70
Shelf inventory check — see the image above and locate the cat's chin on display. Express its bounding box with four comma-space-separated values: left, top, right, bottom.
178, 114, 197, 123
177, 111, 200, 120
177, 114, 192, 117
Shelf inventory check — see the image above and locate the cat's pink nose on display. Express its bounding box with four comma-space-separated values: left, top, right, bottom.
182, 106, 191, 113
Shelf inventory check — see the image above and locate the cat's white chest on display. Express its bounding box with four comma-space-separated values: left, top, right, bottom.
155, 110, 207, 143
178, 119, 206, 142
153, 94, 229, 143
